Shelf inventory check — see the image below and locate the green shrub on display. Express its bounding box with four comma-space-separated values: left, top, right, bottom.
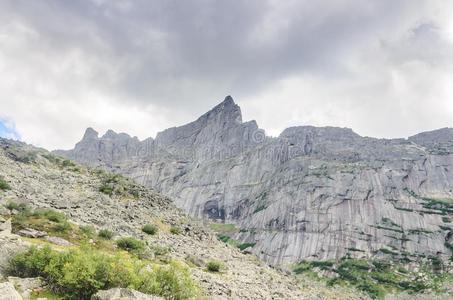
8, 246, 54, 278
116, 237, 145, 253
8, 246, 198, 300
53, 221, 72, 233
5, 201, 29, 212
170, 226, 182, 235
62, 159, 76, 167
142, 224, 158, 235
237, 243, 256, 251
0, 177, 11, 191
206, 260, 222, 272
99, 184, 114, 196
98, 229, 114, 240
33, 209, 67, 223
80, 225, 96, 238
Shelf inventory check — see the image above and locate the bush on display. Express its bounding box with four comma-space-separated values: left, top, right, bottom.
5, 201, 29, 212
98, 229, 114, 240
99, 184, 114, 196
170, 226, 182, 235
206, 260, 222, 272
8, 246, 198, 300
33, 209, 67, 223
53, 221, 72, 233
142, 224, 158, 235
0, 178, 11, 191
116, 237, 145, 253
80, 225, 96, 238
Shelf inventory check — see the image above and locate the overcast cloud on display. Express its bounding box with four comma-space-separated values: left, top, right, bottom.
1, 0, 453, 150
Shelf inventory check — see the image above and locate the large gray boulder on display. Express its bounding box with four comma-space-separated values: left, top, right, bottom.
0, 282, 23, 300
91, 288, 162, 300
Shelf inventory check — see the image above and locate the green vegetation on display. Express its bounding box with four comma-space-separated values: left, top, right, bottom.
209, 222, 236, 233
142, 224, 158, 235
5, 201, 28, 212
79, 225, 96, 238
170, 226, 182, 235
96, 171, 141, 199
7, 204, 73, 236
8, 246, 199, 300
4, 145, 37, 163
43, 154, 80, 172
0, 177, 11, 190
98, 229, 114, 240
206, 260, 222, 272
116, 237, 145, 253
293, 257, 451, 299
238, 242, 256, 251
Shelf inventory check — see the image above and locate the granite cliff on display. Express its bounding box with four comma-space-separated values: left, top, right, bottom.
55, 96, 453, 267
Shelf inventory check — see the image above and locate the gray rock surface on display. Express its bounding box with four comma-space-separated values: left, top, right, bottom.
55, 96, 453, 267
91, 288, 162, 300
45, 236, 73, 246
7, 277, 44, 300
0, 282, 23, 300
17, 228, 47, 239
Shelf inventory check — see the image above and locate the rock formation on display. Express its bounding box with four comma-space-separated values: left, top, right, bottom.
55, 96, 453, 266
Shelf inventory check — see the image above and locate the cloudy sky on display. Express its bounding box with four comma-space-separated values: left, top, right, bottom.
1, 0, 453, 150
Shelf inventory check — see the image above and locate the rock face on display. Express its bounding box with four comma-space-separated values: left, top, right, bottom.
91, 288, 163, 300
0, 282, 23, 300
3, 137, 357, 300
55, 96, 453, 266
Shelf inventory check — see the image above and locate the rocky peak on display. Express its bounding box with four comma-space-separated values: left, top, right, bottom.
82, 127, 99, 140
202, 95, 242, 125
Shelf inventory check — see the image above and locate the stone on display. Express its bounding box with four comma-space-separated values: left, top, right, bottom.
0, 282, 23, 300
91, 288, 163, 300
0, 218, 12, 236
45, 236, 73, 247
0, 235, 29, 276
7, 277, 44, 299
17, 228, 47, 238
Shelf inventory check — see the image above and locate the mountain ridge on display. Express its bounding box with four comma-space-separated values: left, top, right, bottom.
54, 96, 453, 267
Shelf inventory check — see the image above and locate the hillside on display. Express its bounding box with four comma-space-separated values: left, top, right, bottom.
0, 138, 367, 299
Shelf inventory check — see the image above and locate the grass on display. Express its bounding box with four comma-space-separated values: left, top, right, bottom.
0, 177, 11, 190
8, 246, 199, 300
9, 204, 73, 236
116, 237, 145, 253
238, 242, 256, 251
170, 226, 182, 235
96, 171, 141, 199
142, 224, 158, 235
209, 223, 237, 234
98, 229, 114, 240
206, 260, 222, 272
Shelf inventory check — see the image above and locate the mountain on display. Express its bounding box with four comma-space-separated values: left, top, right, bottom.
1, 138, 363, 299
55, 96, 453, 267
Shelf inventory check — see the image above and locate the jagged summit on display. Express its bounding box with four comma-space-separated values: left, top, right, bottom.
82, 127, 99, 140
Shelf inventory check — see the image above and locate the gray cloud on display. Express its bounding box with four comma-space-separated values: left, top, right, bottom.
0, 0, 452, 149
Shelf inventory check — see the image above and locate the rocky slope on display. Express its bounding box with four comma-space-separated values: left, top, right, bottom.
55, 96, 453, 268
0, 138, 366, 299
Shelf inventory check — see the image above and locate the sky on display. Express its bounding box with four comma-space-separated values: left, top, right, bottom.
1, 0, 453, 150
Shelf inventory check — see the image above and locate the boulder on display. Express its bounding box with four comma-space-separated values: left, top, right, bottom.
7, 277, 44, 299
17, 228, 47, 238
0, 282, 23, 300
45, 236, 73, 247
0, 235, 29, 276
91, 288, 162, 300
